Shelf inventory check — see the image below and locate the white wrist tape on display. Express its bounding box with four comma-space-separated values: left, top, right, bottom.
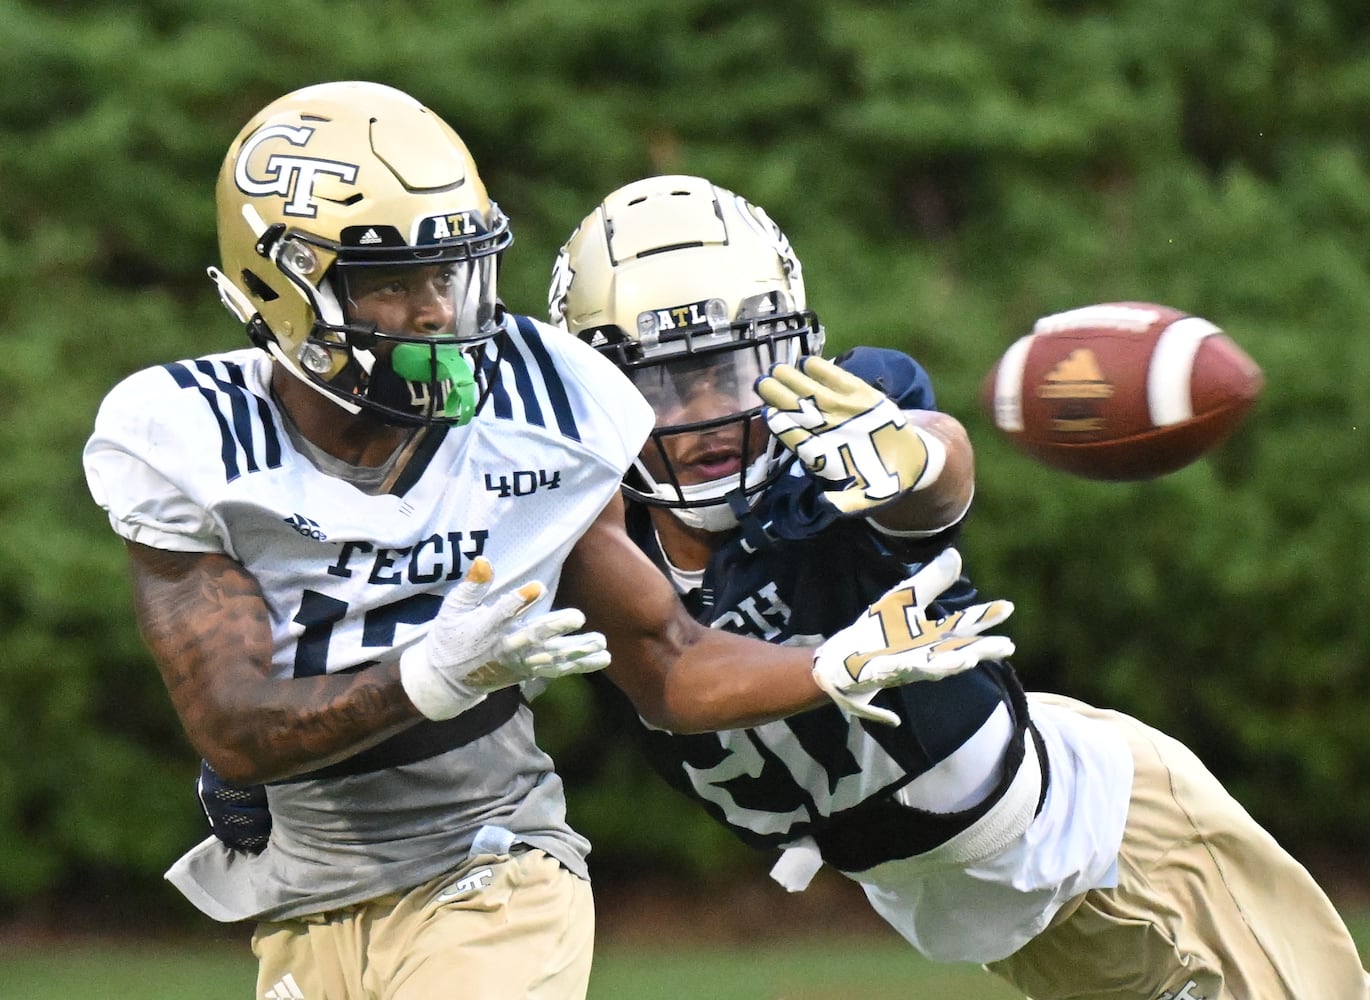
399, 644, 486, 721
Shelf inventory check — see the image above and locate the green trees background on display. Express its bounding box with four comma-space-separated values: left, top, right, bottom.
2, 0, 1367, 913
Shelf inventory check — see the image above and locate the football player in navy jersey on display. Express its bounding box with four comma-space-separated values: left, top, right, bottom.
84, 86, 1016, 1000
543, 176, 1368, 999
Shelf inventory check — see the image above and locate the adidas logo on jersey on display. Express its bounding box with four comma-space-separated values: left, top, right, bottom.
283, 513, 327, 541
1037, 349, 1114, 400
265, 972, 307, 999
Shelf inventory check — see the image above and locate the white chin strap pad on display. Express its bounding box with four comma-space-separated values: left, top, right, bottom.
669, 499, 742, 533
643, 449, 772, 534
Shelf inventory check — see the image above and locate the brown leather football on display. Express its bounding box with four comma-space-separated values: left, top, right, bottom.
980, 302, 1263, 481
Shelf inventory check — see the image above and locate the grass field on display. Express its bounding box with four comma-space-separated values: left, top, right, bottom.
1, 914, 1366, 1000
0, 937, 1022, 999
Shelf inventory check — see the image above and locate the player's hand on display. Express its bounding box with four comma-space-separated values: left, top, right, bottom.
399, 557, 611, 721
198, 759, 271, 854
756, 356, 945, 516
811, 548, 1014, 726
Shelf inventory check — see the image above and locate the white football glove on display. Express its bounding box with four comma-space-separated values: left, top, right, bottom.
811, 547, 1015, 726
757, 356, 946, 516
399, 557, 611, 721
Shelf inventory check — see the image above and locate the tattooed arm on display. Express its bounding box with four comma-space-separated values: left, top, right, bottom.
126, 541, 421, 785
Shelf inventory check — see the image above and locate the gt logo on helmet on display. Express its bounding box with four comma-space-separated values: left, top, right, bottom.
234, 124, 360, 219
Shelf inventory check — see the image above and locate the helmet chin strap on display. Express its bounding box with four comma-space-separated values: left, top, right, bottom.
651, 448, 773, 533
669, 499, 742, 533
666, 486, 772, 551
391, 343, 478, 425
268, 340, 365, 414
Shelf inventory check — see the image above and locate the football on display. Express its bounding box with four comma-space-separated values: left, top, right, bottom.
980, 302, 1263, 481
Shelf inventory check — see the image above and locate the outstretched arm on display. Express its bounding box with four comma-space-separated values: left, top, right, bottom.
559, 494, 827, 732
560, 494, 1012, 732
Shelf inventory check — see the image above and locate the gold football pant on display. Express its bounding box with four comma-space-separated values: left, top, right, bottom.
252, 849, 594, 1000
988, 694, 1368, 1000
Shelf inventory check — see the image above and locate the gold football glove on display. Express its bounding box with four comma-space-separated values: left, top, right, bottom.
757, 356, 945, 516
810, 548, 1015, 726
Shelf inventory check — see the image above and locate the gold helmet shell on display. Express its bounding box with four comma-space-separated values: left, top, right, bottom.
550, 174, 810, 346
209, 81, 512, 425
549, 175, 823, 527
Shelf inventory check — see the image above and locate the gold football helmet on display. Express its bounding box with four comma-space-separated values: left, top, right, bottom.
208, 81, 512, 426
549, 175, 823, 530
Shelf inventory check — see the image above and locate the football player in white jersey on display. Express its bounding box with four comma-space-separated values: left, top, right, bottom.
82, 85, 1017, 1000
545, 175, 1368, 999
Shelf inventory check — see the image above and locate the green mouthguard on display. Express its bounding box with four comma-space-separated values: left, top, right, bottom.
391, 343, 477, 425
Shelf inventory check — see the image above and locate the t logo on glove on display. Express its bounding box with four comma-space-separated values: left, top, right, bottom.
810, 548, 1015, 726
756, 356, 947, 515
842, 591, 997, 683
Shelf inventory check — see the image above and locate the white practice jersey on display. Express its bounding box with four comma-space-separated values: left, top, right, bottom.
83, 313, 653, 922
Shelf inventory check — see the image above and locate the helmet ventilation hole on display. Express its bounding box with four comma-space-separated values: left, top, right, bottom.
241, 269, 279, 302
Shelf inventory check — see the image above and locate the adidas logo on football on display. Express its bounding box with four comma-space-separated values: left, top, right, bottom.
1038, 349, 1114, 399
265, 972, 307, 999
358, 228, 383, 245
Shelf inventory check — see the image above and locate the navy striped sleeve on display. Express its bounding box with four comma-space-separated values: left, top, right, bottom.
163, 359, 283, 482
512, 316, 581, 442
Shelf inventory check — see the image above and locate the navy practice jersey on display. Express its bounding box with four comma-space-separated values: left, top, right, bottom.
592, 347, 1035, 873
